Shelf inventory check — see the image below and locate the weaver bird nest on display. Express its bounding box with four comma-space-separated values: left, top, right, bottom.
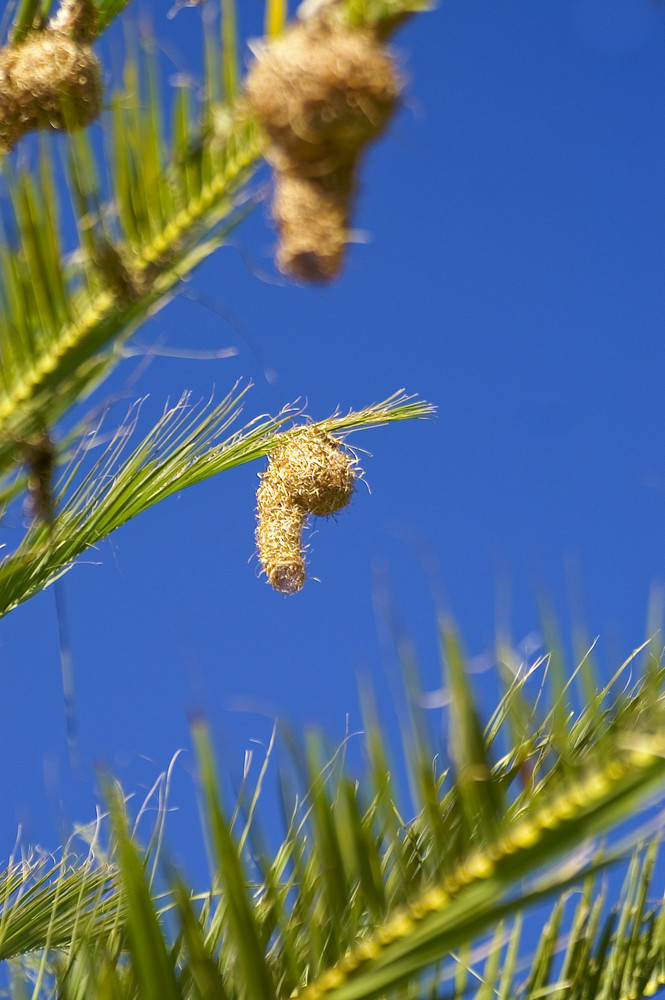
246, 14, 401, 282
0, 22, 101, 152
256, 427, 359, 594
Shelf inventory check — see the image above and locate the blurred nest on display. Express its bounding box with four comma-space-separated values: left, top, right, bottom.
246, 14, 401, 281
0, 22, 101, 152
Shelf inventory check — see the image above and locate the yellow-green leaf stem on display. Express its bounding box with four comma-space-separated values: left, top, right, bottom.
265, 0, 287, 37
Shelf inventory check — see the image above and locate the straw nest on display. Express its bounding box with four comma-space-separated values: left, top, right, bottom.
256, 427, 358, 594
0, 29, 102, 152
246, 19, 400, 170
245, 15, 401, 282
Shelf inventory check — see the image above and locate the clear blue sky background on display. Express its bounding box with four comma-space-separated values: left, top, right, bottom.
1, 0, 664, 879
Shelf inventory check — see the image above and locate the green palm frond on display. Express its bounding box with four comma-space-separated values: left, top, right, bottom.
12, 3, 663, 1000
9, 0, 137, 44
469, 840, 665, 1000
0, 389, 433, 616
0, 610, 663, 1000
14, 617, 663, 1000
264, 0, 287, 38
0, 0, 436, 622
0, 0, 427, 460
0, 847, 120, 965
0, 58, 262, 456
221, 619, 665, 1000
344, 0, 435, 35
0, 9, 258, 461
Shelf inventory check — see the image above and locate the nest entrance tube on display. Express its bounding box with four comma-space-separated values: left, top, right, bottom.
256, 481, 307, 595
256, 427, 358, 594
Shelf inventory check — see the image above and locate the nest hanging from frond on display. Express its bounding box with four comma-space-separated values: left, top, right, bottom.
0, 26, 102, 152
246, 14, 401, 282
256, 427, 358, 594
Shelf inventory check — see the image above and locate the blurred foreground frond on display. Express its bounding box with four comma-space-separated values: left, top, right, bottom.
0, 847, 120, 968
4, 614, 665, 1000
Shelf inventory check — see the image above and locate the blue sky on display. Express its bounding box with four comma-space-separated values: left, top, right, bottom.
0, 0, 664, 878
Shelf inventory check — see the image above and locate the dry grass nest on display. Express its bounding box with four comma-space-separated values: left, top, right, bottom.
246, 19, 400, 170
256, 427, 359, 594
245, 16, 402, 282
0, 29, 102, 152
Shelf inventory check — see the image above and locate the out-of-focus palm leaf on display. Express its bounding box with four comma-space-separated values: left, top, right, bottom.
0, 850, 120, 963
3, 617, 665, 1000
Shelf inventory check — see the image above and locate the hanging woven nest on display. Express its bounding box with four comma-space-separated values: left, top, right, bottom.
256, 427, 358, 594
246, 14, 401, 282
246, 19, 400, 170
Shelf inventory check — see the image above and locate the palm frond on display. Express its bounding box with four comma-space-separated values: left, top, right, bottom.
0, 0, 436, 633
0, 389, 433, 616
0, 84, 262, 463
0, 848, 120, 963
343, 0, 435, 36
0, 0, 433, 459
264, 0, 288, 38
9, 0, 139, 44
75, 641, 665, 999
1, 612, 664, 1000
0, 3, 260, 457
103, 786, 181, 1000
